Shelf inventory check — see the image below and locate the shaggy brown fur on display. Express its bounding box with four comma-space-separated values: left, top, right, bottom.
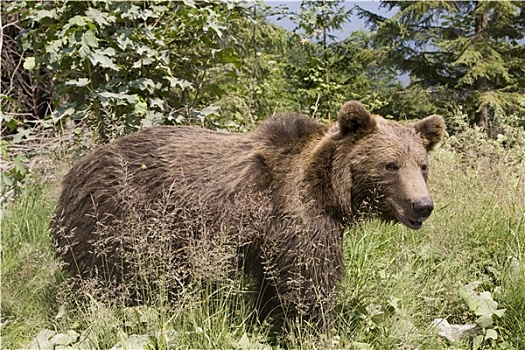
52, 101, 445, 329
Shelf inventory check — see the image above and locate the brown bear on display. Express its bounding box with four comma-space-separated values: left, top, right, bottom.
52, 101, 445, 330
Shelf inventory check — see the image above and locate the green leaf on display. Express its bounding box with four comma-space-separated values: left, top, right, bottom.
12, 128, 35, 144
34, 9, 57, 21
65, 78, 90, 87
476, 314, 494, 329
132, 57, 155, 69
238, 333, 251, 348
130, 78, 156, 93
459, 283, 487, 315
475, 291, 499, 316
206, 20, 226, 38
1, 112, 11, 122
94, 91, 137, 104
67, 15, 88, 27
473, 334, 484, 350
167, 77, 192, 90
182, 0, 196, 8
493, 308, 506, 318
98, 47, 116, 56
90, 50, 119, 71
388, 296, 401, 311
1, 174, 13, 187
459, 284, 506, 329
45, 40, 63, 64
134, 99, 148, 116
6, 1, 24, 13
14, 154, 28, 176
23, 57, 36, 70
49, 330, 79, 347
117, 3, 140, 20
85, 7, 115, 27
53, 104, 77, 122
149, 98, 164, 109
116, 33, 133, 50
79, 29, 98, 58
199, 105, 219, 117
60, 15, 89, 37
82, 30, 99, 49
485, 328, 498, 340
26, 329, 56, 350
119, 335, 152, 350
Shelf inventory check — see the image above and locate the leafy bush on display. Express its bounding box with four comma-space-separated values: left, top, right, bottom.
0, 141, 28, 204
444, 107, 525, 168
8, 0, 246, 141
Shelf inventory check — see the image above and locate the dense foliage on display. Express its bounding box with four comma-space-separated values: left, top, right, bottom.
4, 0, 523, 133
5, 1, 250, 140
356, 1, 525, 131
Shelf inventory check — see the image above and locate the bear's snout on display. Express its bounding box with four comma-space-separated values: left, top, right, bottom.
412, 198, 434, 219
394, 197, 435, 230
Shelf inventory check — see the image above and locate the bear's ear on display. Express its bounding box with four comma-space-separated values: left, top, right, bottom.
413, 114, 446, 151
337, 101, 377, 139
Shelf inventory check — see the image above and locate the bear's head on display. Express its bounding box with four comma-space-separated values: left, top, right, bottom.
331, 101, 445, 229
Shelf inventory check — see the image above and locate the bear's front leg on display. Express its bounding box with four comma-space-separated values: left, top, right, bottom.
259, 219, 344, 333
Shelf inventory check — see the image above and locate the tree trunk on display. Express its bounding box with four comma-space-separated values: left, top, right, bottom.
475, 102, 489, 131
246, 4, 257, 130
474, 1, 490, 132
474, 77, 489, 131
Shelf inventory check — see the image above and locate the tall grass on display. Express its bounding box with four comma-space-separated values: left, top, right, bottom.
336, 145, 524, 349
1, 184, 59, 348
1, 129, 524, 349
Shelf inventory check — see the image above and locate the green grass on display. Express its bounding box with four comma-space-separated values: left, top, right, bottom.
335, 147, 525, 349
1, 143, 524, 349
0, 184, 60, 348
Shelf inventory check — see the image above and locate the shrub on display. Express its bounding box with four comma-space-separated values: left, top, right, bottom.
8, 1, 246, 141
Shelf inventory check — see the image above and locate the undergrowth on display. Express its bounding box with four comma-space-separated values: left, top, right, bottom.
1, 124, 524, 349
0, 184, 60, 348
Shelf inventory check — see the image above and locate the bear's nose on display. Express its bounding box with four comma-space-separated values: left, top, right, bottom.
413, 198, 434, 218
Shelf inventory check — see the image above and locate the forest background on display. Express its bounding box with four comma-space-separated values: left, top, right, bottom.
3, 1, 524, 150
1, 1, 525, 349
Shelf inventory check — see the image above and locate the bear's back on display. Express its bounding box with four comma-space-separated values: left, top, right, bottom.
253, 113, 327, 154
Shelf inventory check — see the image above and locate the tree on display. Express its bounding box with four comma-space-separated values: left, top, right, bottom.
356, 1, 525, 133
209, 3, 299, 131
285, 0, 351, 120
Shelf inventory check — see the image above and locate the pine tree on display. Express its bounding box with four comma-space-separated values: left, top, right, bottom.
287, 0, 351, 120
356, 1, 525, 133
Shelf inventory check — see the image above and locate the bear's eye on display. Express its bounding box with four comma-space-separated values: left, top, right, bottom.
421, 164, 428, 172
385, 162, 399, 171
